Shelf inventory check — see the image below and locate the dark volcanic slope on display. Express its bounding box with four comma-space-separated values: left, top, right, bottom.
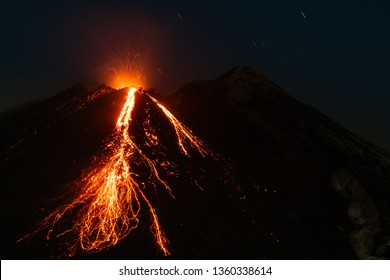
1, 67, 389, 259
0, 85, 128, 258
166, 67, 390, 259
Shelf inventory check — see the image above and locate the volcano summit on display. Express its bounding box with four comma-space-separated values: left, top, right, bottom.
1, 67, 389, 259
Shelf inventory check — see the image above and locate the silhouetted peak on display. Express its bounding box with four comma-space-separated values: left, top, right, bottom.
1, 67, 389, 260
172, 66, 289, 108
216, 66, 260, 79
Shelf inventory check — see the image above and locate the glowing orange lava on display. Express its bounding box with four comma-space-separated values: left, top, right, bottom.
20, 86, 209, 257
101, 44, 147, 90
149, 95, 208, 157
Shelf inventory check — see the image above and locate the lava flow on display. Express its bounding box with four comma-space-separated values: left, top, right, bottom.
20, 87, 209, 256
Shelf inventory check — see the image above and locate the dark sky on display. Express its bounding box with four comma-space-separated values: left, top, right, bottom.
1, 0, 389, 151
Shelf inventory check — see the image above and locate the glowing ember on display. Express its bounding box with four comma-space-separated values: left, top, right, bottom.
19, 86, 209, 257
101, 44, 147, 90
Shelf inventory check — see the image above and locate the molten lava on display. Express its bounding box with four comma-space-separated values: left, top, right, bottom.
20, 87, 209, 256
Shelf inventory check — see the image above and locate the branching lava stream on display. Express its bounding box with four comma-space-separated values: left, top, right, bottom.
19, 87, 209, 256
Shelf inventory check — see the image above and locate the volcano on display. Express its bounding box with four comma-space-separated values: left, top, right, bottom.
1, 67, 389, 259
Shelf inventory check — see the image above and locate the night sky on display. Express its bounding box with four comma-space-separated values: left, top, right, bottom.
1, 0, 389, 151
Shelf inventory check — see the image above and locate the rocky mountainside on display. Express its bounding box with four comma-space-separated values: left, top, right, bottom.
165, 67, 390, 259
1, 67, 389, 259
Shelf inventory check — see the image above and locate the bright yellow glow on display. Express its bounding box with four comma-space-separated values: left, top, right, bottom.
129, 87, 138, 95
100, 47, 147, 90
19, 87, 210, 257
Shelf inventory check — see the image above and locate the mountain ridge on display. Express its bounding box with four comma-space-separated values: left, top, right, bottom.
166, 66, 390, 259
1, 67, 389, 259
